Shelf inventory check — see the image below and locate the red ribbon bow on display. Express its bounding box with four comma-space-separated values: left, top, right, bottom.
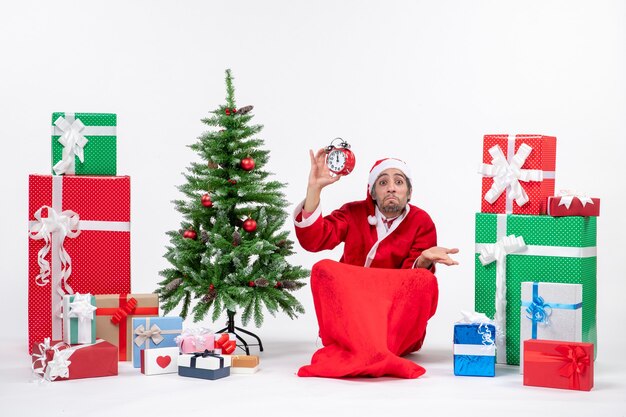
554, 344, 590, 390
110, 297, 138, 325
215, 333, 236, 354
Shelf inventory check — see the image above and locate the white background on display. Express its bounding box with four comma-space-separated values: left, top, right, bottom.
1, 1, 625, 416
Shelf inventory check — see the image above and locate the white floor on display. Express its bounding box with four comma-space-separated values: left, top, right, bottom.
2, 335, 625, 417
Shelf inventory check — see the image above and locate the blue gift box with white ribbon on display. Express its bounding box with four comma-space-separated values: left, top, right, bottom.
453, 322, 496, 377
520, 281, 582, 373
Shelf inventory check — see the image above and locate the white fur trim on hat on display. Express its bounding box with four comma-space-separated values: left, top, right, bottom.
367, 158, 413, 194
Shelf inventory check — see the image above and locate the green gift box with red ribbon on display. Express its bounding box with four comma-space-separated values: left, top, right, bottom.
95, 294, 159, 361
51, 112, 117, 176
474, 212, 597, 366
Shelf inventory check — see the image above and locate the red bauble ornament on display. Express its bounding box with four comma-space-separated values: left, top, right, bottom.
228, 179, 237, 185
183, 228, 197, 240
242, 218, 257, 233
201, 194, 213, 207
225, 108, 231, 116
248, 280, 255, 287
209, 284, 214, 290
240, 157, 255, 171
274, 281, 282, 288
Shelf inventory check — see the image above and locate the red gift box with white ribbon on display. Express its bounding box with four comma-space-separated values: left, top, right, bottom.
523, 339, 594, 391
546, 191, 600, 217
31, 338, 118, 381
28, 175, 131, 353
479, 134, 556, 215
214, 333, 237, 354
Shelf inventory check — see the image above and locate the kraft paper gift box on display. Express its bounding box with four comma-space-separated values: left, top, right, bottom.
453, 321, 496, 377
475, 212, 596, 365
28, 175, 131, 353
523, 340, 594, 391
520, 282, 582, 373
175, 327, 215, 354
95, 294, 159, 361
132, 316, 183, 368
31, 338, 118, 381
178, 352, 230, 380
62, 293, 96, 345
222, 354, 260, 374
478, 134, 556, 215
546, 193, 600, 217
141, 346, 179, 375
51, 112, 117, 175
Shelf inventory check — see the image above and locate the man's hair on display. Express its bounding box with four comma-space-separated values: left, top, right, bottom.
370, 174, 412, 201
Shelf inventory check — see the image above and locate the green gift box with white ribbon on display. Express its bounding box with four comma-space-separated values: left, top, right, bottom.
474, 213, 596, 365
62, 293, 97, 345
51, 112, 117, 175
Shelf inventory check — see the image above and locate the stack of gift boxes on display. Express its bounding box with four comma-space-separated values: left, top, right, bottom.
453, 134, 598, 391
28, 112, 259, 382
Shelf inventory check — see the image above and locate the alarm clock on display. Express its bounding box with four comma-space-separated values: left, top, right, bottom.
325, 138, 356, 175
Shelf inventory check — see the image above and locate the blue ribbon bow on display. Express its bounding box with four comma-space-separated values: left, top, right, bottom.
190, 349, 224, 368
522, 282, 582, 339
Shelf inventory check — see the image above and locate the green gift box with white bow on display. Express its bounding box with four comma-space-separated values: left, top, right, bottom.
474, 213, 597, 366
62, 293, 97, 345
51, 112, 117, 175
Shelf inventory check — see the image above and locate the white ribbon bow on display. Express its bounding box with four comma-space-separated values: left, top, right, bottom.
52, 116, 89, 175
479, 144, 543, 208
134, 324, 164, 347
457, 310, 493, 325
28, 206, 80, 290
175, 327, 212, 349
457, 311, 497, 347
32, 338, 73, 382
478, 235, 527, 361
557, 190, 595, 209
68, 293, 96, 322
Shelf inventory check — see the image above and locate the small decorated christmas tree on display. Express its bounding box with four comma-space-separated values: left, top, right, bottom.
157, 69, 308, 332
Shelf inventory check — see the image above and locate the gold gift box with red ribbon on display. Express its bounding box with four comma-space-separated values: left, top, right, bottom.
95, 294, 159, 361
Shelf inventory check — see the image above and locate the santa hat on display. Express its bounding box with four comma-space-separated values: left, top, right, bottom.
366, 158, 413, 225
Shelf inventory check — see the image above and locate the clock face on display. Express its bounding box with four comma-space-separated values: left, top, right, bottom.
327, 149, 347, 173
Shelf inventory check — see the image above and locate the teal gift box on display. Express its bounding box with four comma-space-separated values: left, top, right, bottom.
131, 316, 183, 368
474, 213, 597, 365
51, 112, 117, 175
62, 293, 97, 345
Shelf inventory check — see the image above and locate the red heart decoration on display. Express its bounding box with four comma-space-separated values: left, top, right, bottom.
156, 355, 172, 369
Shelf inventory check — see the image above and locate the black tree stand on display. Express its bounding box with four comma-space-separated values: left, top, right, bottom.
216, 310, 264, 355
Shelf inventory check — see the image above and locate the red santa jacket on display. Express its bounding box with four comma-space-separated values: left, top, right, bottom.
294, 199, 437, 269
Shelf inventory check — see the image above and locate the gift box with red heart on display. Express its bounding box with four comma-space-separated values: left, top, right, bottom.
140, 347, 179, 375
131, 316, 183, 368
523, 339, 594, 391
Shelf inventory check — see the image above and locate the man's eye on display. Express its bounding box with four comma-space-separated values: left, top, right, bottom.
378, 180, 387, 186
396, 180, 404, 185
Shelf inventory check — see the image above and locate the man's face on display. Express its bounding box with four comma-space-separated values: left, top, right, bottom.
372, 168, 411, 217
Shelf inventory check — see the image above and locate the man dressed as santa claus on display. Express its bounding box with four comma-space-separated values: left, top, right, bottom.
293, 148, 459, 379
